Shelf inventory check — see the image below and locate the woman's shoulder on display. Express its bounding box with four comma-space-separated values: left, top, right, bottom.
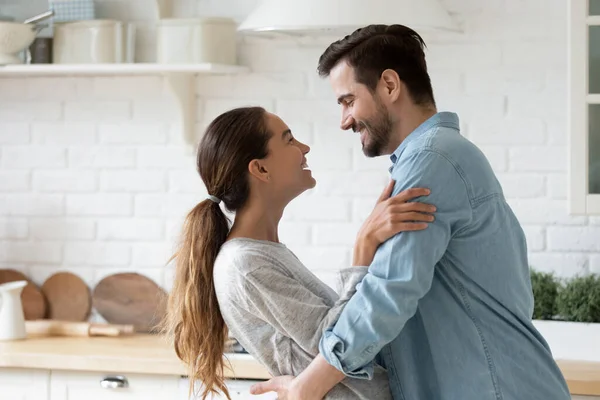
216, 237, 289, 275
213, 238, 294, 295
213, 238, 294, 310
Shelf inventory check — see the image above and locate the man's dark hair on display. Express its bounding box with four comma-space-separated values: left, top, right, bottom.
317, 24, 435, 107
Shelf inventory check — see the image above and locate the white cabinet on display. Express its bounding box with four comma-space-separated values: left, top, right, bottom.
0, 368, 50, 400
49, 370, 179, 400
179, 378, 278, 400
569, 0, 600, 214
224, 380, 277, 400
0, 368, 275, 400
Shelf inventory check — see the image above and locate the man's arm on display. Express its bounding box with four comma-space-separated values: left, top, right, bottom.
291, 149, 473, 399
250, 359, 343, 400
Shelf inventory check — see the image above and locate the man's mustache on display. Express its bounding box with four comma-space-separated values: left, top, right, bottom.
352, 122, 367, 133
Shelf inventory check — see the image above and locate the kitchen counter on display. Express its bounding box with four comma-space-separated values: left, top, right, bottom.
0, 334, 599, 395
558, 360, 600, 396
0, 334, 270, 380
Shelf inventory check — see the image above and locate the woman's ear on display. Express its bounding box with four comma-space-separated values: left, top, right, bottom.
248, 159, 270, 183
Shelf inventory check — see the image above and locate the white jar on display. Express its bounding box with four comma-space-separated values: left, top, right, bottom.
53, 20, 125, 64
156, 17, 237, 65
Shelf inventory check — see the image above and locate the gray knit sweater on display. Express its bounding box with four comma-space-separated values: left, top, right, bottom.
213, 238, 392, 399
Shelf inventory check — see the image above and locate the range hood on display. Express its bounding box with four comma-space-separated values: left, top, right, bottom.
238, 0, 460, 36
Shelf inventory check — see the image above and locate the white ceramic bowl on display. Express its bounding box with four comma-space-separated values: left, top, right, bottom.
0, 22, 37, 64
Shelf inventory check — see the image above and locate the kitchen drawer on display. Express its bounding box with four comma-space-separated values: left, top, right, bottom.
225, 380, 277, 400
50, 370, 179, 400
179, 378, 278, 399
0, 368, 50, 400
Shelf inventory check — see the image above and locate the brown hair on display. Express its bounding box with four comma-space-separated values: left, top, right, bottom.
164, 107, 272, 399
317, 24, 435, 106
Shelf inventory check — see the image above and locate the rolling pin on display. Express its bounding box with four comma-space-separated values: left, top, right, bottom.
26, 320, 135, 337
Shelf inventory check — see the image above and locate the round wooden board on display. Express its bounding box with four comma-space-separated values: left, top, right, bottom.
41, 271, 91, 321
0, 269, 47, 320
92, 272, 167, 333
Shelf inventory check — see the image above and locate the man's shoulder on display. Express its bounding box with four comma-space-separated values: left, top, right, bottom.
401, 127, 488, 171
393, 127, 497, 188
408, 124, 470, 153
394, 126, 502, 203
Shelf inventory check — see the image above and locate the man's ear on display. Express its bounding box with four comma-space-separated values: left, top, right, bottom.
380, 69, 401, 102
248, 159, 270, 183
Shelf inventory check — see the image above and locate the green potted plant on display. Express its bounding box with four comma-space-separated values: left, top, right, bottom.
532, 271, 600, 362
557, 274, 600, 322
530, 270, 559, 320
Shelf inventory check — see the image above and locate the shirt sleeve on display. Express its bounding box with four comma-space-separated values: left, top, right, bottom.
319, 148, 473, 377
242, 261, 369, 357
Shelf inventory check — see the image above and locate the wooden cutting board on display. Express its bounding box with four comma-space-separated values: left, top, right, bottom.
26, 320, 135, 337
92, 272, 167, 333
41, 271, 91, 321
0, 269, 47, 320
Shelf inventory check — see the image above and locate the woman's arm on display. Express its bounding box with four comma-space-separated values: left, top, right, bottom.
353, 182, 435, 266
242, 262, 363, 356
241, 183, 436, 355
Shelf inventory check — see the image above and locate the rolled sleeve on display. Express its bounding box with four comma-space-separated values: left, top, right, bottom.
320, 330, 375, 379
318, 149, 473, 376
336, 266, 368, 300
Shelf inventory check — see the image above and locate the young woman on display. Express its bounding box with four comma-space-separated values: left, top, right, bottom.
165, 107, 436, 400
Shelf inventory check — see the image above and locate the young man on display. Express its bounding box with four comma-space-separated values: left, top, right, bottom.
251, 24, 571, 400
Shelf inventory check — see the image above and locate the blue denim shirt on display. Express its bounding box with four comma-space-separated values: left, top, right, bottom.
319, 112, 570, 400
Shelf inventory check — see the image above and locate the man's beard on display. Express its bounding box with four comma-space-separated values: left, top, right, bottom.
353, 100, 393, 157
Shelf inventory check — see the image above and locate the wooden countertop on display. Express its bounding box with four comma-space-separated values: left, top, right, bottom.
0, 334, 270, 380
0, 335, 599, 395
556, 360, 600, 396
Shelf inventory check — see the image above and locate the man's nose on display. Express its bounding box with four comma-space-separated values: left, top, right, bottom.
340, 113, 354, 131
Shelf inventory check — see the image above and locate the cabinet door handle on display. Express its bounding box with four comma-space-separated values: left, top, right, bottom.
100, 375, 129, 389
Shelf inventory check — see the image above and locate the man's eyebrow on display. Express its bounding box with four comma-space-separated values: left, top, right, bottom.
337, 94, 353, 104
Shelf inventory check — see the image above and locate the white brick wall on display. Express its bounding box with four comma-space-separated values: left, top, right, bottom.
0, 0, 596, 290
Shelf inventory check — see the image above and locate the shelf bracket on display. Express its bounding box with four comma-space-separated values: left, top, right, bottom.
164, 72, 196, 148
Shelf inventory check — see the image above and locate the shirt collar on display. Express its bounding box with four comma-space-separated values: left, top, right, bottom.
389, 112, 460, 166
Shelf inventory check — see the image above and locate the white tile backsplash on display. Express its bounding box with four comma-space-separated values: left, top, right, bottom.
0, 0, 595, 293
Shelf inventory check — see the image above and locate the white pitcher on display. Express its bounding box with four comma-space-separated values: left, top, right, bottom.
0, 280, 27, 341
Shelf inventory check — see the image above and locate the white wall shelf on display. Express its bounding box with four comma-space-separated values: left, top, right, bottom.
0, 63, 250, 146
0, 63, 249, 76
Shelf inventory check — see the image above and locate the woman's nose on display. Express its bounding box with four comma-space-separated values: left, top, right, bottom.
302, 142, 310, 154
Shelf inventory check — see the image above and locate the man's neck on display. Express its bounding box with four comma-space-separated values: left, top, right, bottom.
386, 105, 437, 154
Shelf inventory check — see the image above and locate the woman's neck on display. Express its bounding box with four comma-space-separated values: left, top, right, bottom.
228, 197, 285, 243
